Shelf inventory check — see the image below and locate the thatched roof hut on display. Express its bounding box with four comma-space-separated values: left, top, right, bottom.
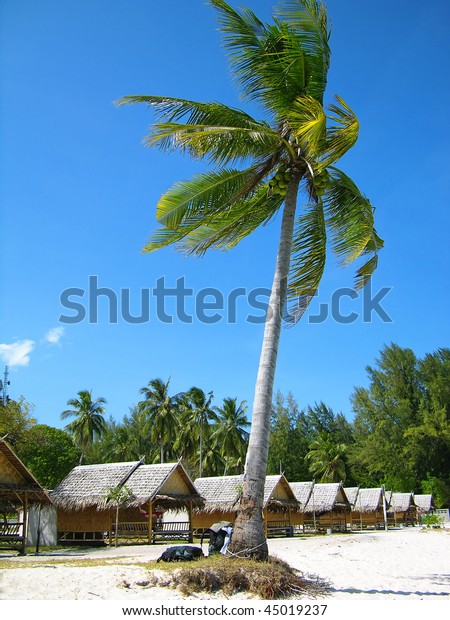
52, 460, 203, 545
304, 482, 350, 514
293, 482, 350, 532
0, 437, 51, 554
192, 474, 298, 536
386, 491, 417, 526
193, 474, 298, 514
414, 494, 435, 514
52, 460, 202, 511
387, 492, 415, 514
345, 487, 388, 530
0, 438, 50, 504
290, 481, 315, 510
346, 487, 386, 512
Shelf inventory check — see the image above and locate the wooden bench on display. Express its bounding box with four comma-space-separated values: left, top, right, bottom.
151, 521, 192, 544
0, 522, 25, 553
109, 521, 193, 545
267, 521, 294, 538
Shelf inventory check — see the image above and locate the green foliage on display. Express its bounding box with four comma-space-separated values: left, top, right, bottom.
15, 424, 80, 488
349, 344, 450, 496
0, 397, 36, 448
267, 392, 310, 481
421, 513, 444, 528
306, 431, 347, 483
61, 390, 107, 462
421, 476, 450, 509
104, 484, 132, 505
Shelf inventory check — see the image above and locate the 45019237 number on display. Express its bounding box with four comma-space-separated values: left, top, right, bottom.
263, 605, 328, 616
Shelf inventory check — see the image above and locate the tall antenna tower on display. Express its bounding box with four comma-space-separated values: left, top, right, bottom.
0, 366, 10, 405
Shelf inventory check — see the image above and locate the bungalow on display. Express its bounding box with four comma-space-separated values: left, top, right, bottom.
301, 482, 350, 532
414, 494, 435, 523
51, 459, 203, 545
345, 487, 388, 530
386, 491, 417, 527
0, 437, 51, 554
289, 481, 315, 532
193, 474, 299, 537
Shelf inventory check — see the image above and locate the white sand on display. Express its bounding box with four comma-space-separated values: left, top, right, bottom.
0, 527, 449, 601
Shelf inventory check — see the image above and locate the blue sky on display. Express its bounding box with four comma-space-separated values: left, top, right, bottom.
1, 0, 449, 430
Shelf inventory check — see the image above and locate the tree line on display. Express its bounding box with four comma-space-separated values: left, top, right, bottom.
1, 343, 449, 506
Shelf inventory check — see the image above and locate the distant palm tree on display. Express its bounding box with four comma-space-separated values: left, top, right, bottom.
213, 398, 249, 474
306, 431, 347, 483
61, 390, 107, 463
181, 387, 216, 477
138, 377, 181, 463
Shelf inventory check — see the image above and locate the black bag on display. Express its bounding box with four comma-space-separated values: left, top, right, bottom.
201, 521, 233, 556
156, 545, 204, 563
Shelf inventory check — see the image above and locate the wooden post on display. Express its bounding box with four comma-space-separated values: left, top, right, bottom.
148, 500, 153, 544
382, 486, 388, 532
21, 493, 28, 556
188, 500, 193, 543
263, 508, 268, 538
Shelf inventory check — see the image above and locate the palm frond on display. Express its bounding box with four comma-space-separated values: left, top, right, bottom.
325, 167, 383, 288
177, 185, 284, 255
324, 168, 375, 265
117, 95, 258, 126
154, 167, 264, 229
146, 122, 281, 166
322, 96, 359, 167
286, 95, 326, 157
354, 254, 379, 290
286, 200, 326, 322
209, 0, 268, 98
211, 1, 308, 117
274, 0, 331, 103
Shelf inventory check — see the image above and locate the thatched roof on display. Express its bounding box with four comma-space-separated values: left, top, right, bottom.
414, 494, 435, 513
387, 492, 416, 513
51, 460, 202, 511
303, 482, 350, 514
290, 481, 315, 509
194, 474, 298, 513
346, 487, 386, 513
0, 438, 51, 503
343, 486, 359, 506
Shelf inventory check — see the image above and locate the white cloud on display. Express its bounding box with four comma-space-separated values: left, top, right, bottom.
0, 340, 35, 367
45, 327, 65, 345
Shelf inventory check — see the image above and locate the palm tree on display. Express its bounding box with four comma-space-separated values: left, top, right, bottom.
180, 387, 216, 477
213, 398, 250, 474
306, 431, 347, 483
61, 390, 107, 463
119, 0, 382, 558
137, 377, 181, 463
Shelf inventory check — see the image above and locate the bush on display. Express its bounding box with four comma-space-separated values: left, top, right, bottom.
421, 513, 444, 528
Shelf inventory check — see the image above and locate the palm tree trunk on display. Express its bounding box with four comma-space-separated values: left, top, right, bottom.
229, 174, 300, 559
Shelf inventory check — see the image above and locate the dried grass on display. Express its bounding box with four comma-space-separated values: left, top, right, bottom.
145, 555, 330, 599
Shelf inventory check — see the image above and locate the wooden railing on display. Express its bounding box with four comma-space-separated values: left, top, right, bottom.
109, 521, 192, 544
0, 522, 25, 553
266, 521, 294, 537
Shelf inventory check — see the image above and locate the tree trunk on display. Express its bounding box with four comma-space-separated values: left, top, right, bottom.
229, 174, 300, 559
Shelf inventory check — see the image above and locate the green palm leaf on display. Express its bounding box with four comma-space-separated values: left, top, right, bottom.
325, 168, 377, 265
274, 0, 331, 103
154, 167, 261, 229
211, 1, 309, 117
178, 194, 283, 255
286, 200, 326, 321
322, 96, 359, 167
286, 95, 326, 157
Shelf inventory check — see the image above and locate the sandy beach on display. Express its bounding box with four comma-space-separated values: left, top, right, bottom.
1, 527, 449, 601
